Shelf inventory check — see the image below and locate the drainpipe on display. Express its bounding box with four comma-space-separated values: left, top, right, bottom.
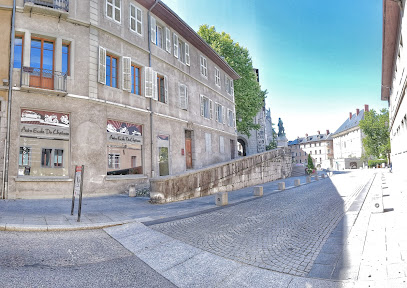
148, 0, 159, 178
3, 0, 16, 199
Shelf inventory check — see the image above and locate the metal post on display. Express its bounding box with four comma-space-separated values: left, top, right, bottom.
77, 165, 84, 222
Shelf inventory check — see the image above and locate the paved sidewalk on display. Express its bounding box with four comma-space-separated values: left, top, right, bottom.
0, 171, 325, 231
103, 169, 407, 287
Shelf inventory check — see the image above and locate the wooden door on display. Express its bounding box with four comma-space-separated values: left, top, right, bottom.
185, 138, 192, 169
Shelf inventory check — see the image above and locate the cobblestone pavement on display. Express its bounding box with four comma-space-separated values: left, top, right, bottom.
151, 171, 373, 277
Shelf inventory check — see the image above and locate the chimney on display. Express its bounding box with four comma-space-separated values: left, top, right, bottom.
326, 129, 330, 135
364, 104, 369, 112
317, 130, 320, 135
356, 108, 360, 116
349, 112, 352, 120
305, 133, 308, 137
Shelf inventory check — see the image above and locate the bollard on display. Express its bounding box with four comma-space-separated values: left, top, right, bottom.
315, 174, 319, 181
321, 174, 325, 179
215, 192, 228, 206
294, 179, 300, 187
254, 186, 263, 197
278, 182, 285, 190
306, 176, 311, 183
129, 185, 136, 197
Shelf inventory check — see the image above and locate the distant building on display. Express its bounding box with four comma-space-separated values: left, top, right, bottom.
288, 130, 333, 169
265, 108, 276, 147
382, 0, 407, 173
331, 106, 368, 170
237, 68, 267, 156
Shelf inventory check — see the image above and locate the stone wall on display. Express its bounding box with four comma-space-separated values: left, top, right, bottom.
150, 147, 292, 203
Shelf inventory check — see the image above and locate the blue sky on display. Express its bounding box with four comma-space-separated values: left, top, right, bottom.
164, 0, 387, 140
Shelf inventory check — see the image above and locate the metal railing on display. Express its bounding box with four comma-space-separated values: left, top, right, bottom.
21, 66, 67, 92
24, 0, 69, 12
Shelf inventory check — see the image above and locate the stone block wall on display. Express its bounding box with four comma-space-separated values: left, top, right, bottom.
150, 147, 292, 203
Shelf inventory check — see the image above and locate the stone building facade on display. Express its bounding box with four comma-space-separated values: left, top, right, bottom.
0, 0, 12, 199
288, 131, 333, 169
382, 0, 407, 174
5, 0, 239, 199
331, 106, 368, 170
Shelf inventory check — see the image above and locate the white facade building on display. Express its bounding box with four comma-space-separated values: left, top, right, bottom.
331, 107, 368, 170
382, 0, 407, 174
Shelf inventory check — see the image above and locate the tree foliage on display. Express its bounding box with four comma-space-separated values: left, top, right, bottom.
306, 154, 315, 174
359, 108, 390, 161
197, 25, 266, 137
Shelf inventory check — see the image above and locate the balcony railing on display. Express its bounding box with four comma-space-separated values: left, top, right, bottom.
21, 67, 67, 92
24, 0, 69, 12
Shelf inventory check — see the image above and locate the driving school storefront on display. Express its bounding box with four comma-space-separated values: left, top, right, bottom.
8, 95, 151, 199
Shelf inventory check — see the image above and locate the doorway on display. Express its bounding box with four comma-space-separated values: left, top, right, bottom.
185, 130, 193, 169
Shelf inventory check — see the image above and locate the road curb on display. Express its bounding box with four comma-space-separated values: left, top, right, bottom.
2, 219, 136, 232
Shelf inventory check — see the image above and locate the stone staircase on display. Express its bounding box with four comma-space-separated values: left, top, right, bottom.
291, 165, 306, 177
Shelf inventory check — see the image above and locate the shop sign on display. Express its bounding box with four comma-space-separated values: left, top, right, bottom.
20, 124, 70, 140
107, 132, 143, 145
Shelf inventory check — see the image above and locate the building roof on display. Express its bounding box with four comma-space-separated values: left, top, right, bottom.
288, 133, 332, 146
381, 0, 401, 101
331, 110, 365, 136
138, 0, 240, 80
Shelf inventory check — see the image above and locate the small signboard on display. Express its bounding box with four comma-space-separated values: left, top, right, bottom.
71, 165, 84, 221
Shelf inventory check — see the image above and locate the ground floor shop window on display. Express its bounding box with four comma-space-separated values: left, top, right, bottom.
19, 109, 70, 177
107, 120, 143, 175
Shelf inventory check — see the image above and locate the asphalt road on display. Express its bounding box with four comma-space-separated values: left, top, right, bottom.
0, 230, 176, 288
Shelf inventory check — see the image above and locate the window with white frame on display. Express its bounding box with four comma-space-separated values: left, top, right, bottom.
219, 136, 225, 154
227, 109, 235, 127
225, 75, 233, 95
200, 95, 212, 119
215, 103, 225, 123
179, 83, 188, 110
108, 153, 120, 169
165, 27, 171, 53
130, 3, 142, 35
200, 55, 207, 78
179, 39, 190, 66
215, 67, 220, 87
106, 0, 121, 23
150, 16, 165, 50
156, 25, 163, 48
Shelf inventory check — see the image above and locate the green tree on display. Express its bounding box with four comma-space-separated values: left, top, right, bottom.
306, 154, 315, 174
359, 108, 391, 161
197, 25, 266, 137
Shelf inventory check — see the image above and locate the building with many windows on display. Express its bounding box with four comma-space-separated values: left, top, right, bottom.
5, 0, 239, 198
382, 0, 407, 174
288, 130, 333, 169
331, 106, 368, 170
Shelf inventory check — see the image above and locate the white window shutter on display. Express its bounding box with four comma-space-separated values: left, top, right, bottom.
98, 46, 106, 84
164, 75, 168, 103
200, 95, 204, 116
227, 109, 231, 126
215, 104, 219, 122
122, 56, 131, 91
150, 16, 156, 44
185, 43, 190, 66
173, 33, 179, 58
179, 84, 187, 110
222, 106, 226, 124
153, 71, 158, 101
233, 112, 235, 127
165, 27, 171, 53
209, 99, 213, 119
145, 67, 153, 98
231, 80, 234, 97
185, 86, 188, 109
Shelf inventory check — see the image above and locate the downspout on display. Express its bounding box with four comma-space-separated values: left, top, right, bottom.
3, 0, 16, 199
148, 0, 159, 178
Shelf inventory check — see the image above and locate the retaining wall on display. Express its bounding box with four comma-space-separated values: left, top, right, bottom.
150, 148, 292, 203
